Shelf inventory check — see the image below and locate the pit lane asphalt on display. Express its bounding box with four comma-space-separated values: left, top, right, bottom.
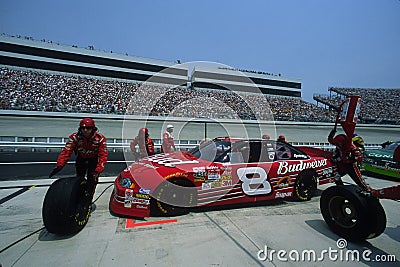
0, 175, 399, 267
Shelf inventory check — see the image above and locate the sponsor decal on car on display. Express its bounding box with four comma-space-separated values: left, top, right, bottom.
202, 180, 228, 189
202, 182, 212, 190
136, 193, 150, 199
139, 188, 151, 194
275, 191, 293, 198
367, 153, 392, 159
194, 177, 206, 182
321, 167, 334, 178
294, 154, 308, 159
132, 198, 150, 205
277, 159, 328, 175
221, 180, 233, 186
207, 170, 221, 180
124, 189, 134, 208
193, 167, 207, 181
277, 176, 290, 188
164, 172, 188, 180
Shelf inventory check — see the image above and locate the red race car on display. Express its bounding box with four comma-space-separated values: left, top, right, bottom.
110, 137, 337, 218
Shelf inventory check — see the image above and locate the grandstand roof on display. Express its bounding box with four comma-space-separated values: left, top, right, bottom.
0, 35, 188, 86
191, 65, 302, 97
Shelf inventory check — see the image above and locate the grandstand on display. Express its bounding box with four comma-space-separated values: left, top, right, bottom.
0, 66, 334, 122
1, 34, 398, 124
314, 87, 400, 124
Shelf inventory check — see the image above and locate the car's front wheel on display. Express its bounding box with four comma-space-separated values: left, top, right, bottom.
294, 169, 317, 201
151, 178, 197, 216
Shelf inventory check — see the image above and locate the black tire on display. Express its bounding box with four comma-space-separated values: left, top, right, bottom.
42, 177, 92, 235
151, 178, 196, 216
366, 197, 386, 239
294, 169, 317, 201
320, 185, 371, 241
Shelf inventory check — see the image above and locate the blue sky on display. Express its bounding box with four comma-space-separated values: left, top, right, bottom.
1, 0, 399, 102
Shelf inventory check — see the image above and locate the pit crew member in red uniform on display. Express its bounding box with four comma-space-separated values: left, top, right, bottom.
130, 128, 155, 159
49, 118, 108, 198
277, 135, 288, 143
328, 129, 369, 190
161, 124, 176, 153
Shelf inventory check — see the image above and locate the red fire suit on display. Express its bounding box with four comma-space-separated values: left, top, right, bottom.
56, 131, 108, 195
130, 136, 155, 158
328, 131, 369, 189
161, 132, 175, 153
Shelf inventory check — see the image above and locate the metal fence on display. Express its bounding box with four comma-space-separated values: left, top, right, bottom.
0, 136, 199, 153
0, 136, 382, 153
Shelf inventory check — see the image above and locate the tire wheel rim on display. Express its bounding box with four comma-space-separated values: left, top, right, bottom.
298, 177, 315, 199
328, 196, 358, 228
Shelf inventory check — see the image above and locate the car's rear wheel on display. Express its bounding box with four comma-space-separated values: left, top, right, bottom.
151, 178, 196, 216
42, 177, 92, 235
320, 185, 386, 241
294, 169, 317, 201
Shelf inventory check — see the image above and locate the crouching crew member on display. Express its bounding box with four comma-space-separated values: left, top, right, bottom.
49, 118, 108, 198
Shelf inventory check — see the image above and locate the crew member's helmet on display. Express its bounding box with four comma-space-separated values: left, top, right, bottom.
138, 128, 149, 138
278, 135, 286, 142
80, 118, 95, 128
262, 134, 270, 140
166, 125, 174, 132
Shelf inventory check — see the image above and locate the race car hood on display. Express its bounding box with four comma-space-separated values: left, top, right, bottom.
125, 151, 207, 188
136, 151, 201, 169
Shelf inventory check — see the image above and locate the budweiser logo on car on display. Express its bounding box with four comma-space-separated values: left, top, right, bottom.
277, 159, 328, 175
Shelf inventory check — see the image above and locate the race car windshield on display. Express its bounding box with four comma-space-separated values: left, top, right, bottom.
189, 140, 231, 162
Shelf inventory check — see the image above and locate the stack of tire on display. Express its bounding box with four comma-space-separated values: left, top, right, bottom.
320, 185, 386, 241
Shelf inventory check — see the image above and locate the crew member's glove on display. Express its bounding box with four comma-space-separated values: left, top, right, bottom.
92, 171, 99, 183
49, 166, 63, 178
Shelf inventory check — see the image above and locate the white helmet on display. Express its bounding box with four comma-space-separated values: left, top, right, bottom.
167, 124, 174, 129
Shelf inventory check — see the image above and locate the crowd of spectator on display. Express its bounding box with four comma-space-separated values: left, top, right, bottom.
314, 87, 400, 124
1, 67, 397, 124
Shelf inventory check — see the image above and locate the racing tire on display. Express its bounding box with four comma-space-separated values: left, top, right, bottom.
320, 185, 372, 241
42, 177, 92, 235
294, 169, 317, 201
365, 197, 386, 239
151, 178, 196, 216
